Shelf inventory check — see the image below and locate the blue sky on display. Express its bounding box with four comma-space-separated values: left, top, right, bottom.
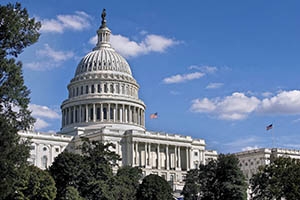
3, 0, 300, 153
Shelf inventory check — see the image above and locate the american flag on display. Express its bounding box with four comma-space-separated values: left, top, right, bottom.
150, 112, 158, 119
266, 124, 273, 131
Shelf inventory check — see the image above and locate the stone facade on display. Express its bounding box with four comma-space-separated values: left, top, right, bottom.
19, 10, 218, 192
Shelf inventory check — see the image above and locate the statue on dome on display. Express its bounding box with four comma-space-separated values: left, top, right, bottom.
101, 9, 107, 28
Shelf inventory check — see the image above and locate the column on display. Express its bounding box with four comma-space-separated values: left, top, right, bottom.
178, 146, 181, 169
85, 104, 88, 122
190, 148, 193, 169
79, 105, 82, 122
132, 142, 135, 166
122, 104, 125, 123
148, 143, 151, 167
100, 104, 103, 121
129, 106, 132, 123
108, 104, 111, 121
175, 146, 178, 168
125, 106, 128, 123
113, 104, 116, 122
115, 104, 118, 122
145, 143, 147, 167
93, 104, 96, 122
166, 145, 169, 170
157, 144, 160, 169
135, 142, 139, 166
186, 147, 189, 170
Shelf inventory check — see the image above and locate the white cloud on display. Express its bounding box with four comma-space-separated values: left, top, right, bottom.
261, 91, 273, 97
89, 33, 180, 58
189, 65, 217, 74
37, 44, 74, 62
206, 82, 223, 89
29, 104, 60, 131
29, 104, 60, 119
191, 92, 260, 120
191, 90, 300, 121
34, 118, 50, 130
40, 11, 91, 33
25, 44, 74, 71
260, 90, 300, 115
163, 72, 205, 84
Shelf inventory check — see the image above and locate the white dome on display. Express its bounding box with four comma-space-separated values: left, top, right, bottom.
75, 48, 132, 77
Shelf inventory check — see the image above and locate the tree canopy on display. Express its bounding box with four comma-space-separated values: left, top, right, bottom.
182, 154, 247, 200
250, 156, 300, 200
137, 174, 173, 200
0, 2, 40, 199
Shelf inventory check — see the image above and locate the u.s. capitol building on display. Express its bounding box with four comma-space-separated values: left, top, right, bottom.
19, 10, 217, 191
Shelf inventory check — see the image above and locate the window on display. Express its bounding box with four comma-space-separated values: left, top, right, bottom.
43, 147, 47, 151
55, 148, 59, 152
97, 108, 101, 120
194, 152, 198, 156
86, 85, 89, 94
81, 86, 83, 95
42, 156, 48, 168
91, 85, 95, 93
103, 108, 107, 120
76, 87, 79, 96
98, 84, 101, 93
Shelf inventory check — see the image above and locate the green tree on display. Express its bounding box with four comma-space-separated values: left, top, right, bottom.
113, 166, 142, 200
61, 186, 84, 200
137, 174, 173, 200
0, 2, 40, 199
49, 151, 86, 200
250, 156, 300, 200
182, 154, 247, 200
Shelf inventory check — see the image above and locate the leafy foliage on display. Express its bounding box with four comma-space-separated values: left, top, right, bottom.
113, 166, 143, 200
0, 2, 40, 199
250, 156, 300, 200
137, 174, 173, 200
182, 154, 247, 200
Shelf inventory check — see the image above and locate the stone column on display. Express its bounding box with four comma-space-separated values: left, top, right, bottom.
85, 104, 88, 122
178, 146, 181, 169
135, 142, 139, 166
157, 144, 160, 169
122, 104, 125, 123
108, 104, 111, 121
113, 104, 116, 122
166, 145, 169, 170
186, 147, 189, 170
100, 104, 103, 121
148, 143, 151, 167
129, 106, 132, 123
145, 143, 147, 167
132, 142, 135, 166
79, 105, 82, 122
115, 104, 118, 122
190, 148, 193, 169
93, 104, 96, 122
175, 146, 178, 168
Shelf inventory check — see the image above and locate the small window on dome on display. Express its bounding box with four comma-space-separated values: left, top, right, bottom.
91, 85, 95, 93
81, 86, 83, 95
98, 84, 101, 93
86, 85, 89, 94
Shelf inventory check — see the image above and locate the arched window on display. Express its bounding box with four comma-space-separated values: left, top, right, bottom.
91, 85, 95, 93
42, 156, 48, 169
98, 84, 101, 93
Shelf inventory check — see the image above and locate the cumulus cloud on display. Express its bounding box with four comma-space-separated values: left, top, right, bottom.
163, 72, 205, 84
190, 92, 260, 120
40, 11, 91, 33
34, 118, 50, 130
191, 90, 300, 120
25, 44, 74, 71
206, 82, 224, 89
89, 33, 180, 58
29, 104, 60, 131
29, 104, 60, 119
259, 90, 300, 115
189, 65, 218, 74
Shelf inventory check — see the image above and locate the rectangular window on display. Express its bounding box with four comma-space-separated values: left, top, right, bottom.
86, 85, 89, 94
